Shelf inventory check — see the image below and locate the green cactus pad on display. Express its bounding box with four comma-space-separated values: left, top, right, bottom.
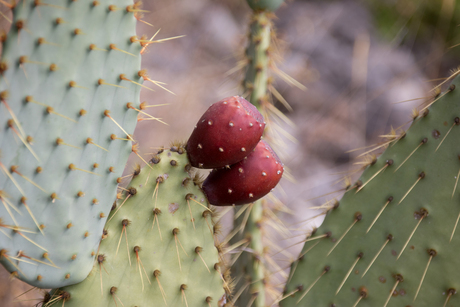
246, 0, 284, 12
48, 148, 228, 307
282, 75, 460, 306
0, 0, 142, 288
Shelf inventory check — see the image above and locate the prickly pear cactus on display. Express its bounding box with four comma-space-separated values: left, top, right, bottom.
0, 0, 143, 288
47, 147, 228, 307
230, 8, 273, 307
230, 3, 291, 305
282, 74, 460, 306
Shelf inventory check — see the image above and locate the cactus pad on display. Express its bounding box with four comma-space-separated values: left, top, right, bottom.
282, 75, 460, 306
0, 0, 142, 288
48, 148, 228, 307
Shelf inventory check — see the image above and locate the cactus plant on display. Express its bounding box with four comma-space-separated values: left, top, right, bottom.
4, 1, 458, 307
229, 1, 290, 305
47, 147, 229, 306
281, 74, 460, 306
0, 0, 142, 288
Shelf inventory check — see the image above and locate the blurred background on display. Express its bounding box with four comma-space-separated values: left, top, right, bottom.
2, 0, 460, 305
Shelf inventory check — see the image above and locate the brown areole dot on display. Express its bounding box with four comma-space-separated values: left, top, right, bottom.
0, 62, 8, 74
359, 286, 368, 298
150, 155, 161, 164
97, 254, 106, 264
15, 20, 24, 30
127, 187, 137, 196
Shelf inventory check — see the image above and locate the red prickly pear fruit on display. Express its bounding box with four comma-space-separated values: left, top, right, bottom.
202, 140, 283, 206
186, 96, 265, 169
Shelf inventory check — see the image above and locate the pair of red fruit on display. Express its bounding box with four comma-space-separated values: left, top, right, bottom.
186, 96, 284, 206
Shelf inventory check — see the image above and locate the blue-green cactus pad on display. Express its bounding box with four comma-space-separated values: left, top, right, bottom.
0, 0, 142, 288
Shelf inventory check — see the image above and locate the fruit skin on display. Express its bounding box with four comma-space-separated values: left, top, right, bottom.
202, 140, 283, 206
186, 96, 265, 169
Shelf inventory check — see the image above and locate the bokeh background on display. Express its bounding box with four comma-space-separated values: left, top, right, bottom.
2, 0, 460, 305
